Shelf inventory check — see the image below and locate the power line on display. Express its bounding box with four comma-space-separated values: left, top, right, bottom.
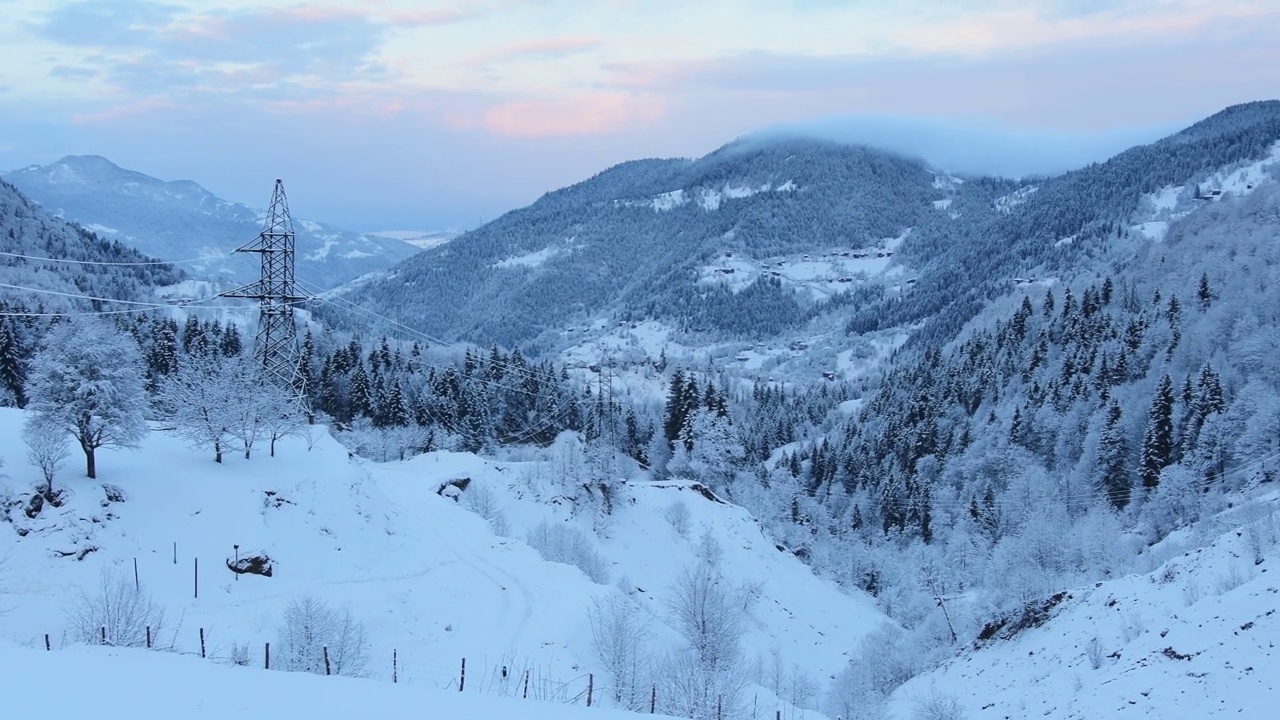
0, 283, 309, 318
0, 249, 210, 266
0, 281, 193, 307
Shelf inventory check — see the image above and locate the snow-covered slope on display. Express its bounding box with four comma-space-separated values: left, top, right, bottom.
885, 493, 1280, 719
0, 641, 678, 720
1, 156, 420, 290
0, 409, 883, 717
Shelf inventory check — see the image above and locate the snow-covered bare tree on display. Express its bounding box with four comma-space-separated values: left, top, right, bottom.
158, 351, 305, 461
26, 319, 148, 479
156, 352, 241, 463
261, 385, 307, 458
22, 414, 70, 495
664, 559, 747, 719
588, 591, 652, 710
276, 595, 368, 677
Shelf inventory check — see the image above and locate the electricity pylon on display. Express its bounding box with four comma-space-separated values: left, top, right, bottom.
222, 179, 309, 394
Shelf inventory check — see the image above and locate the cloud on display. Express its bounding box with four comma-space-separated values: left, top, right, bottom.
601, 7, 1280, 131
35, 0, 182, 47
481, 92, 666, 137
379, 2, 509, 28
754, 114, 1179, 178
48, 64, 100, 80
464, 37, 604, 67
31, 1, 396, 102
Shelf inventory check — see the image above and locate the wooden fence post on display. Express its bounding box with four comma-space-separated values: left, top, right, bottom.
393, 649, 397, 683
459, 657, 466, 692
199, 628, 205, 658
264, 642, 270, 670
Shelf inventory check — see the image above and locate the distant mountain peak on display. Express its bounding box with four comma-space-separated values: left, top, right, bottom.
2, 156, 421, 290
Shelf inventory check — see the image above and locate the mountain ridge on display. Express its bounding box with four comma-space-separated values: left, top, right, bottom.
1, 155, 421, 291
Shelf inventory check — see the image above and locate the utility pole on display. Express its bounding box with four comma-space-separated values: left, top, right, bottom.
222, 179, 310, 397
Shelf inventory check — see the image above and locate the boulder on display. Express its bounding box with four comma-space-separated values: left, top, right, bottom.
227, 551, 274, 578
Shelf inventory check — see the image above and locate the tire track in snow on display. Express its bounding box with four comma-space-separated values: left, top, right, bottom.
372, 468, 541, 647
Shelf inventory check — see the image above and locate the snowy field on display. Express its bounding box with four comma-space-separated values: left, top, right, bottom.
0, 640, 680, 720
0, 408, 883, 718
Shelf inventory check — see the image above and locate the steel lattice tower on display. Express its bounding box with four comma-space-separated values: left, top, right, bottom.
222, 179, 309, 392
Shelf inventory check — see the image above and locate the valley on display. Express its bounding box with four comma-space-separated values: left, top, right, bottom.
2, 100, 1280, 720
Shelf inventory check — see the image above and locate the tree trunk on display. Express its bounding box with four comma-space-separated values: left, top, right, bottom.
84, 446, 96, 479
215, 438, 222, 464
270, 434, 277, 457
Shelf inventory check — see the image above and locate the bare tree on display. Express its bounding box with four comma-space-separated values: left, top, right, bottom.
276, 595, 368, 677
262, 389, 307, 458
66, 569, 165, 647
664, 561, 748, 719
22, 416, 69, 496
588, 591, 652, 709
156, 352, 241, 463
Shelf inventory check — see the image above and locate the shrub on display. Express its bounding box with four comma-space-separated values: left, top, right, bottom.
66, 569, 165, 648
276, 596, 369, 677
526, 520, 610, 584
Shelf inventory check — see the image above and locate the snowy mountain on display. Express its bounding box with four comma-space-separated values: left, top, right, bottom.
1, 156, 421, 291
332, 138, 979, 352
334, 102, 1280, 362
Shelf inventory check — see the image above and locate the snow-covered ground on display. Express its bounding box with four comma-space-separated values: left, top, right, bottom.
0, 640, 677, 720
1128, 142, 1280, 243
696, 242, 907, 301
885, 492, 1280, 719
0, 409, 882, 718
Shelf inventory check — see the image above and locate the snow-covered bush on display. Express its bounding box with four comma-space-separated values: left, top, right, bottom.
66, 569, 165, 648
463, 482, 509, 536
1142, 465, 1209, 540
826, 623, 927, 720
276, 595, 368, 677
912, 689, 967, 720
663, 501, 692, 538
526, 520, 610, 584
334, 419, 428, 462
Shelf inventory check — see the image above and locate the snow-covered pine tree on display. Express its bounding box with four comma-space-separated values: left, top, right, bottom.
1097, 400, 1131, 509
0, 315, 27, 406
1140, 373, 1176, 491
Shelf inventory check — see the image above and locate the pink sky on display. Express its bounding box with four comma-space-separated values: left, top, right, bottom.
1, 0, 1277, 230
